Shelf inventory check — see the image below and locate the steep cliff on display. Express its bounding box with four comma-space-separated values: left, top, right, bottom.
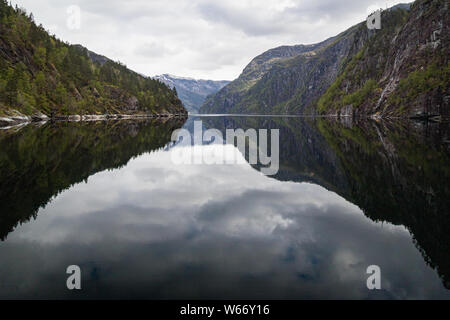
318, 0, 449, 119
201, 37, 340, 114
201, 0, 448, 119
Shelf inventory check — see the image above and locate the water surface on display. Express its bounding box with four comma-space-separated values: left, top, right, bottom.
0, 116, 449, 299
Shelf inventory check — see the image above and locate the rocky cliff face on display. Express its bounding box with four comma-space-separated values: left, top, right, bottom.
154, 74, 229, 113
318, 0, 448, 119
200, 37, 340, 114
201, 0, 448, 119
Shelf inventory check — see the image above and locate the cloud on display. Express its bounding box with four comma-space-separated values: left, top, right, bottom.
196, 2, 287, 37
10, 0, 409, 80
134, 42, 175, 58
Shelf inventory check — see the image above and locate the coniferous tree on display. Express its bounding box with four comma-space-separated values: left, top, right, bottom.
0, 1, 183, 116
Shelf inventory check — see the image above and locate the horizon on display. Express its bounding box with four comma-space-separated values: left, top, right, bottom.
9, 0, 410, 81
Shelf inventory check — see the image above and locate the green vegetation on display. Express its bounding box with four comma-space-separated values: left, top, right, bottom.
316, 7, 409, 114
316, 43, 381, 113
0, 1, 183, 116
317, 73, 346, 113
341, 79, 378, 108
387, 61, 450, 108
316, 4, 449, 116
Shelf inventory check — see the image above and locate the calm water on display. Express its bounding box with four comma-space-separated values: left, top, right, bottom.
0, 116, 449, 299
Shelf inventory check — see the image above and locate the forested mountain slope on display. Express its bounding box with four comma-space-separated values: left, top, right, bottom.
0, 1, 185, 120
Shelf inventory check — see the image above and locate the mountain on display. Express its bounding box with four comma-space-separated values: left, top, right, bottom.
154, 74, 229, 113
318, 0, 448, 119
201, 0, 448, 119
0, 1, 185, 122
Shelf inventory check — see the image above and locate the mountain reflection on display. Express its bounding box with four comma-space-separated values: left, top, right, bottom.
0, 119, 186, 241
202, 116, 450, 290
0, 116, 449, 299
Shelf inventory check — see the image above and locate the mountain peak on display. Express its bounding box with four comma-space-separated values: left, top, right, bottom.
153, 74, 230, 113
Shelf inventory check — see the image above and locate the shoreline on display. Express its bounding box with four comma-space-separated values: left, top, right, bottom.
191, 113, 448, 122
1, 112, 446, 129
0, 113, 188, 128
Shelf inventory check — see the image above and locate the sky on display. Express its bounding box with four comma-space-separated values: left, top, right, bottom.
10, 0, 409, 80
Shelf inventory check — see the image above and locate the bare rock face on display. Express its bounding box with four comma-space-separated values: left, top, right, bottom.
202, 0, 448, 119
371, 0, 449, 118
319, 0, 448, 119
92, 88, 101, 98
201, 37, 346, 114
103, 85, 140, 113
200, 9, 375, 115
125, 96, 139, 112
73, 88, 83, 101
104, 85, 122, 100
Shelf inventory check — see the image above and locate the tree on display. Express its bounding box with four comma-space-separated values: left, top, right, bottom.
33, 47, 47, 69
5, 68, 19, 106
54, 82, 68, 106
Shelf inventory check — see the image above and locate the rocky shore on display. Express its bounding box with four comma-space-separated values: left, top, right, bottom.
325, 104, 448, 123
0, 112, 188, 128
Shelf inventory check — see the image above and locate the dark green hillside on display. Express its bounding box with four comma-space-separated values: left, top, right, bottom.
0, 1, 185, 118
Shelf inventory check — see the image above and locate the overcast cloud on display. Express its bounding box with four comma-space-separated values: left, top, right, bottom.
11, 0, 408, 80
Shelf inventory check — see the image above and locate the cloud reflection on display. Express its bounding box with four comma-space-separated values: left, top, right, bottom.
0, 146, 448, 299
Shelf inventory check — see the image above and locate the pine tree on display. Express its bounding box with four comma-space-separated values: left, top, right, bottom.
0, 0, 183, 116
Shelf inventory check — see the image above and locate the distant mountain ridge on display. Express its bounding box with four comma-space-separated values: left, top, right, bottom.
154, 74, 229, 113
201, 0, 448, 119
